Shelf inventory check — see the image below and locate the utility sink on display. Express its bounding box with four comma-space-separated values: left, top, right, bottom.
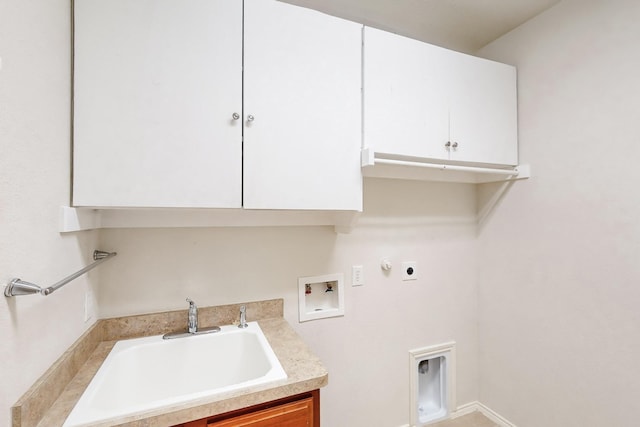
63, 322, 287, 426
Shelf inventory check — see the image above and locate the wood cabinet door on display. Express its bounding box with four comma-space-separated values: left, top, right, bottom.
176, 391, 319, 427
207, 397, 313, 427
242, 0, 362, 211
73, 0, 243, 208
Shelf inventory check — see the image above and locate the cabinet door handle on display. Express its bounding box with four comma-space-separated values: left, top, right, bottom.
452, 142, 458, 149
445, 141, 451, 148
232, 112, 240, 120
247, 115, 255, 122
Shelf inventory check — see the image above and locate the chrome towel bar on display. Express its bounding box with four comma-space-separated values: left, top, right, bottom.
4, 250, 117, 297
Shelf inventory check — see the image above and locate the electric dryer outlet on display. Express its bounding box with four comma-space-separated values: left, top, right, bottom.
402, 261, 417, 281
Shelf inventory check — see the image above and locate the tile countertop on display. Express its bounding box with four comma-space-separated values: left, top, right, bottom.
11, 299, 328, 427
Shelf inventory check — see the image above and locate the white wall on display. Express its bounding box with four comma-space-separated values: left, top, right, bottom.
98, 178, 480, 427
0, 1, 100, 426
8, 0, 640, 425
0, 1, 481, 425
476, 1, 640, 426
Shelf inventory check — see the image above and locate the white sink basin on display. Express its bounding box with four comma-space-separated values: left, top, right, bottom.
63, 322, 287, 427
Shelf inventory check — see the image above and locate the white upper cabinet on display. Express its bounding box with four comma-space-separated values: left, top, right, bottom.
363, 27, 450, 161
447, 51, 518, 166
363, 26, 518, 167
73, 0, 362, 211
73, 0, 243, 208
243, 0, 362, 210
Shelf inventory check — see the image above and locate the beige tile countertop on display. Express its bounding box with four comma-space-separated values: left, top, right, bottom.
11, 299, 328, 427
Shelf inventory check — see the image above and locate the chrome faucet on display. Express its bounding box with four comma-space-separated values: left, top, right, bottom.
187, 298, 198, 333
238, 305, 248, 328
162, 298, 221, 339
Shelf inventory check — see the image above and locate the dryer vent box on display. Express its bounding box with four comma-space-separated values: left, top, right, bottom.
298, 273, 344, 322
410, 342, 456, 426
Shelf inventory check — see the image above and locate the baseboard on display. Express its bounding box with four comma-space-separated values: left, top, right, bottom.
399, 401, 516, 427
450, 401, 479, 419
451, 401, 516, 427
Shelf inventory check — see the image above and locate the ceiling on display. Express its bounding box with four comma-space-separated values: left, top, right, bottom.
279, 0, 561, 53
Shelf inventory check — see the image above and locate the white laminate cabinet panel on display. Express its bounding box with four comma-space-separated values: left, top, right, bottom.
449, 54, 518, 166
363, 27, 450, 160
242, 0, 362, 211
73, 0, 243, 207
363, 26, 518, 167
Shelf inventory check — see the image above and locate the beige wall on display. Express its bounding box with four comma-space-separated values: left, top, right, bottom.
15, 0, 630, 425
98, 178, 480, 427
477, 0, 640, 426
0, 1, 481, 425
0, 1, 100, 426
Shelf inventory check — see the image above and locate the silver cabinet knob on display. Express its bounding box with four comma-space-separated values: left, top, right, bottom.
232, 112, 240, 120
452, 142, 458, 148
445, 141, 451, 148
247, 115, 255, 122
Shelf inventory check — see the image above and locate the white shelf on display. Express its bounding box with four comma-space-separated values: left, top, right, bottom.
59, 207, 360, 234
361, 148, 530, 184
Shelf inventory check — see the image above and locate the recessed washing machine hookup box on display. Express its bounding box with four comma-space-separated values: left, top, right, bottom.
298, 273, 345, 322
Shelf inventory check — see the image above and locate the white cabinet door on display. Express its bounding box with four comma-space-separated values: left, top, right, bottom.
73, 0, 242, 207
243, 0, 362, 211
363, 27, 450, 161
448, 53, 518, 166
363, 26, 518, 167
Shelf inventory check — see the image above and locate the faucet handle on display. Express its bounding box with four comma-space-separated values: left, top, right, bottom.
186, 297, 196, 307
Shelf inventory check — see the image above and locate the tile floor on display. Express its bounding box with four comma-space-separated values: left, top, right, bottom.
430, 411, 501, 427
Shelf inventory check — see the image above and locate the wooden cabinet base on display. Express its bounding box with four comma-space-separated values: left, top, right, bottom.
176, 390, 320, 427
